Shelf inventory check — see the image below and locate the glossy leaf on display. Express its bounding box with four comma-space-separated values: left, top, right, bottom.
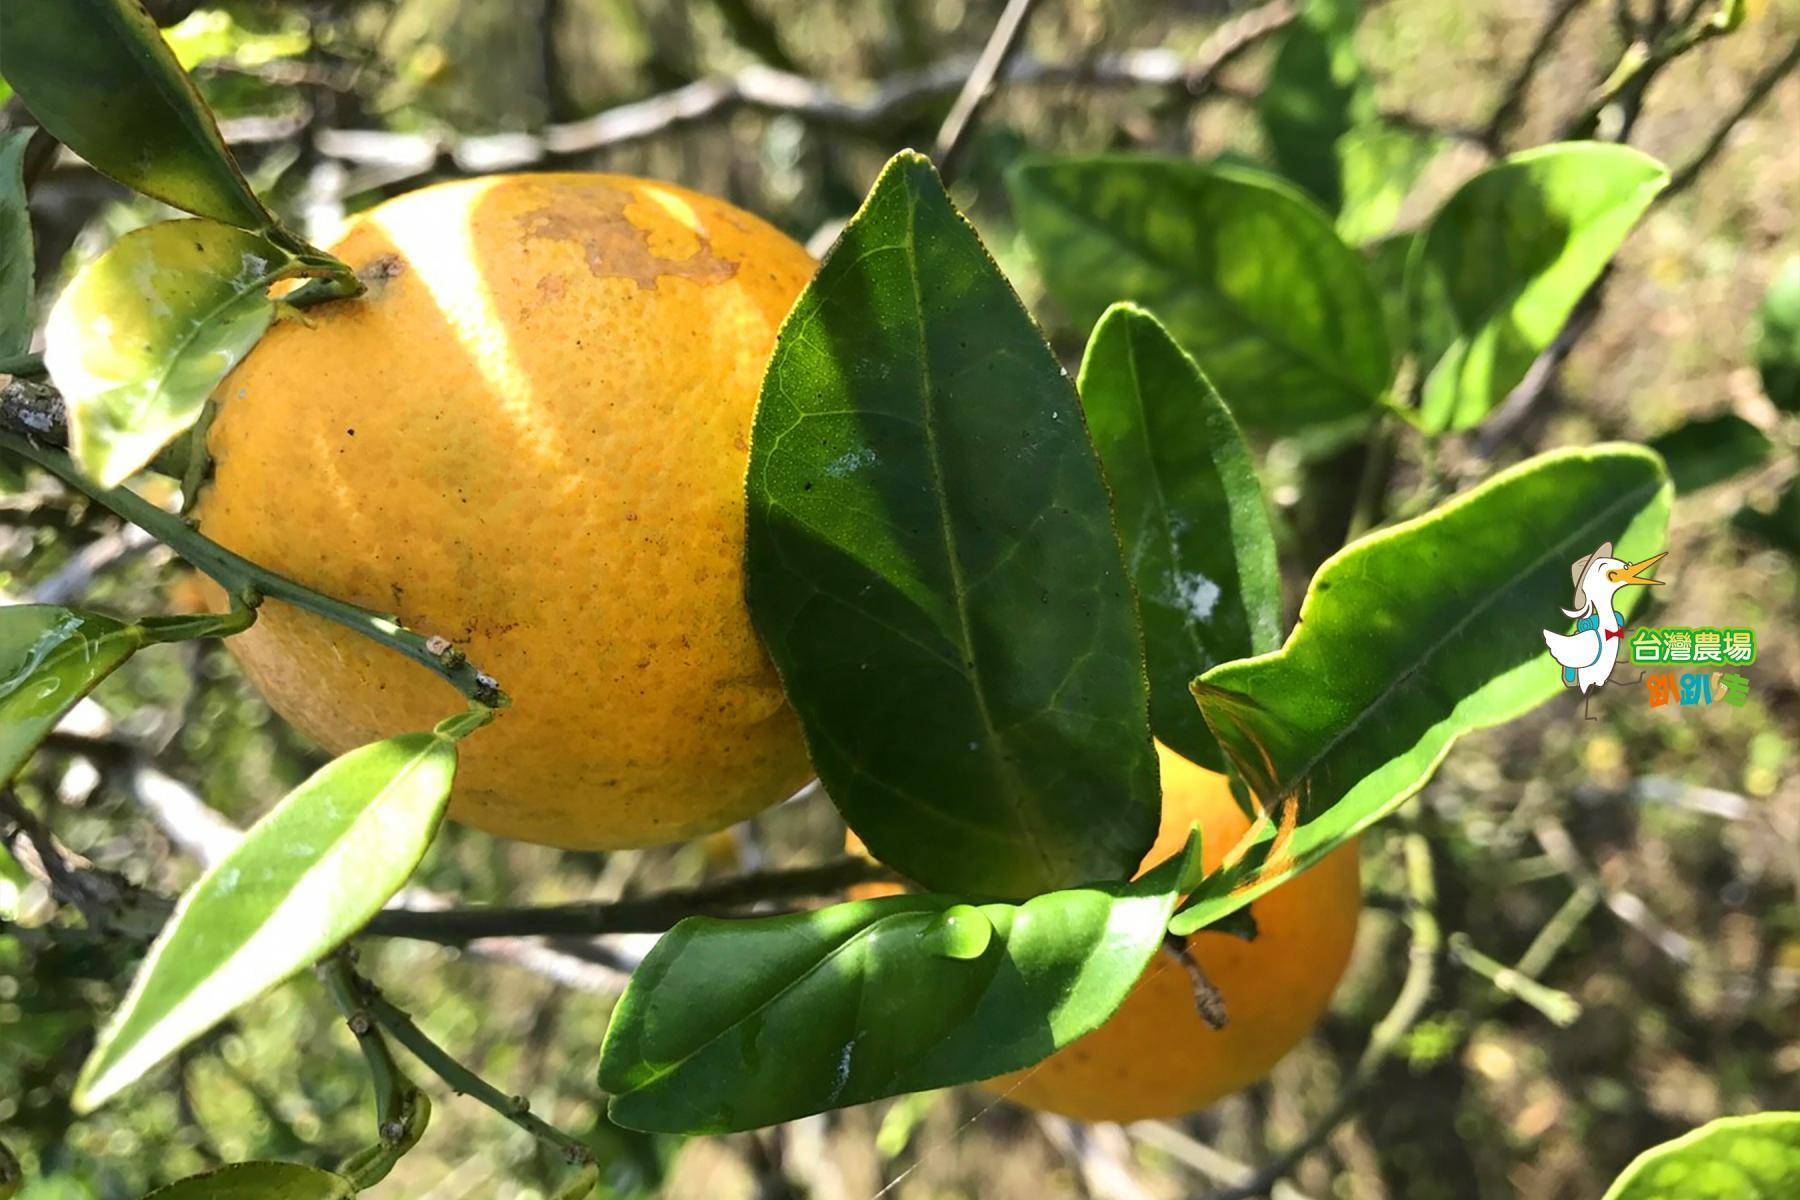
1408, 143, 1668, 431
0, 128, 33, 358
1258, 0, 1367, 211
1078, 304, 1281, 769
0, 0, 270, 231
143, 1163, 356, 1200
1756, 257, 1800, 412
746, 151, 1157, 899
74, 730, 460, 1110
1, 605, 142, 785
1008, 155, 1392, 429
45, 219, 294, 487
1171, 445, 1670, 935
1648, 413, 1772, 495
1600, 1111, 1800, 1200
599, 834, 1200, 1133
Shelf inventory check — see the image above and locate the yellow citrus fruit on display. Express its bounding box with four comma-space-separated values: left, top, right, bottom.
984, 742, 1361, 1121
196, 173, 817, 849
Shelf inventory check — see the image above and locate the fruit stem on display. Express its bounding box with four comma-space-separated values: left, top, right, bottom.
0, 430, 508, 708
1161, 932, 1228, 1029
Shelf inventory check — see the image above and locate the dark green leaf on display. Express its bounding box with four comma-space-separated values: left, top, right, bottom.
746, 150, 1157, 899
74, 730, 459, 1110
143, 1163, 356, 1200
1756, 257, 1800, 412
0, 128, 33, 358
1600, 1111, 1800, 1200
1170, 445, 1670, 936
0, 0, 270, 230
1008, 155, 1392, 429
44, 219, 295, 486
1077, 304, 1281, 769
1735, 477, 1800, 557
1258, 0, 1367, 211
1, 605, 142, 785
1408, 143, 1668, 431
1648, 413, 1773, 494
599, 834, 1200, 1133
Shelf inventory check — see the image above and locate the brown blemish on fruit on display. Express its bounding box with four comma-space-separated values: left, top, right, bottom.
536, 273, 567, 303
518, 183, 736, 290
359, 254, 406, 284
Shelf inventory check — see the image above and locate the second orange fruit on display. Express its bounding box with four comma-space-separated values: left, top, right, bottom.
987, 743, 1361, 1120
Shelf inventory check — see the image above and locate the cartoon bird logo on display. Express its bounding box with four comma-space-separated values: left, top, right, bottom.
1543, 541, 1666, 718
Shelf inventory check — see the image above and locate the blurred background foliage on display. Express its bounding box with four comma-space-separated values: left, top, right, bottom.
2, 0, 1797, 1197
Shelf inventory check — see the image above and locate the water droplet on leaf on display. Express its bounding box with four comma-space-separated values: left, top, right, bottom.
921, 904, 992, 960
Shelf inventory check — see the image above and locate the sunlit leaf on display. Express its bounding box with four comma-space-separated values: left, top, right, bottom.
45, 219, 296, 487
1077, 304, 1280, 769
746, 150, 1158, 899
1756, 257, 1800, 412
1600, 1111, 1800, 1200
1336, 124, 1437, 245
1170, 445, 1670, 935
0, 128, 33, 358
143, 1162, 356, 1200
73, 730, 460, 1110
1258, 0, 1367, 211
1408, 143, 1668, 431
599, 834, 1200, 1133
1648, 413, 1772, 494
0, 605, 142, 785
1008, 155, 1392, 429
0, 0, 270, 231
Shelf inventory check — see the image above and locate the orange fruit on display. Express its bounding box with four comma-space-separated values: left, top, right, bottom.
984, 742, 1361, 1120
196, 173, 817, 849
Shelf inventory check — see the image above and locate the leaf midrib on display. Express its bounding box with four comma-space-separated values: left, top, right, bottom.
899, 182, 1054, 882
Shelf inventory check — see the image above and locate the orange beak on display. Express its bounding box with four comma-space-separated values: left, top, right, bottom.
1607, 552, 1665, 588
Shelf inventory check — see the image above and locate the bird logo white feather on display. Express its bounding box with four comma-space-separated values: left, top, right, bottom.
1542, 540, 1666, 717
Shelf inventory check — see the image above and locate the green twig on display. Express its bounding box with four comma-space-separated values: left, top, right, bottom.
317, 955, 430, 1188
1514, 880, 1601, 978
365, 856, 899, 943
0, 431, 506, 707
1566, 0, 1746, 138
352, 971, 597, 1173
1447, 932, 1582, 1026
1211, 830, 1442, 1200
